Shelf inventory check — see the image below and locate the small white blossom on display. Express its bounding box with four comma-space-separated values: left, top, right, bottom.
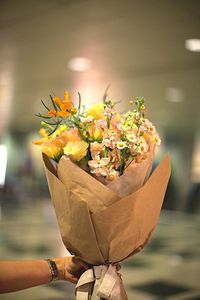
116, 141, 127, 150
138, 137, 149, 154
126, 133, 137, 143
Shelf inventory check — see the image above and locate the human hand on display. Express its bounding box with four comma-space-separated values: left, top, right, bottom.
54, 256, 89, 284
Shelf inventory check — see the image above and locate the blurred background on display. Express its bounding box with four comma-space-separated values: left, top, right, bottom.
0, 0, 200, 299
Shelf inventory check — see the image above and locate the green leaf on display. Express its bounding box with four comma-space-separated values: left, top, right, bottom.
41, 99, 50, 111
43, 119, 62, 126
49, 94, 58, 111
78, 92, 81, 111
48, 123, 59, 136
47, 121, 62, 136
35, 113, 52, 119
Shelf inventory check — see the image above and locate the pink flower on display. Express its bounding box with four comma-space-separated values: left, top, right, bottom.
103, 131, 119, 149
88, 157, 110, 177
95, 119, 107, 129
104, 107, 116, 117
90, 142, 104, 159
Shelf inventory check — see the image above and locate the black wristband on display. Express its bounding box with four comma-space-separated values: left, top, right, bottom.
45, 259, 59, 281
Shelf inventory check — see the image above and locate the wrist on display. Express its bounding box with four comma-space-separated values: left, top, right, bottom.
52, 258, 65, 280
45, 258, 62, 281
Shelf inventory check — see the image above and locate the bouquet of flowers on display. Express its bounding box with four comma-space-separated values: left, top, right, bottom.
34, 90, 170, 299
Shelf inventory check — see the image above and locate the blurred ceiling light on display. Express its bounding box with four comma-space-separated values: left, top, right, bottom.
165, 87, 184, 103
0, 144, 7, 187
185, 39, 200, 52
68, 57, 92, 72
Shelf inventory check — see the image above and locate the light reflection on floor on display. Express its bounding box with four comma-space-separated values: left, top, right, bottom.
0, 198, 200, 300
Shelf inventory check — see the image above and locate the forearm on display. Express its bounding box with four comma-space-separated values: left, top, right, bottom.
0, 256, 86, 293
0, 259, 54, 293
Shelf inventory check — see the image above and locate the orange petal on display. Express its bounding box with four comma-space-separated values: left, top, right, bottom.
56, 111, 70, 117
48, 109, 57, 116
53, 96, 63, 107
64, 91, 70, 102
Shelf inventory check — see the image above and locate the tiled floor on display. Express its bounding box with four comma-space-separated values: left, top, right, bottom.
0, 198, 200, 300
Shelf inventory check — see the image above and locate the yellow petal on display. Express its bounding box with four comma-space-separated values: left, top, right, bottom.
86, 103, 104, 120
64, 141, 88, 161
32, 137, 47, 145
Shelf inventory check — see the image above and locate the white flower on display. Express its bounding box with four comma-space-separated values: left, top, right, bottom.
117, 124, 126, 131
142, 119, 156, 133
116, 141, 127, 150
152, 134, 161, 146
126, 133, 137, 143
138, 137, 149, 154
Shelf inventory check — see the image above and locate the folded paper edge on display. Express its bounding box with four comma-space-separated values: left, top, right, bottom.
92, 153, 171, 215
43, 154, 106, 264
90, 154, 171, 262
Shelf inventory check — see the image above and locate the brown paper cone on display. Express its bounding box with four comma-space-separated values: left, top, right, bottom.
43, 153, 170, 264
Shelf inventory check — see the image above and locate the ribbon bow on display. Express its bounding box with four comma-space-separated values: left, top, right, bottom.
75, 264, 123, 300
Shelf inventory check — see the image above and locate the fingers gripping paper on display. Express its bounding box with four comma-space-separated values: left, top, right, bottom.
43, 153, 171, 299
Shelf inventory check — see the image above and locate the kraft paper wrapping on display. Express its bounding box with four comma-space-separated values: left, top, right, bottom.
107, 147, 155, 197
43, 152, 170, 299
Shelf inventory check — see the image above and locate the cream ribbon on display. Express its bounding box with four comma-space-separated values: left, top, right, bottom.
75, 264, 121, 300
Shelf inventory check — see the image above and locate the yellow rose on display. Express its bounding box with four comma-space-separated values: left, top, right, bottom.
60, 127, 82, 143
64, 141, 89, 161
41, 138, 64, 161
86, 103, 104, 120
87, 122, 103, 141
